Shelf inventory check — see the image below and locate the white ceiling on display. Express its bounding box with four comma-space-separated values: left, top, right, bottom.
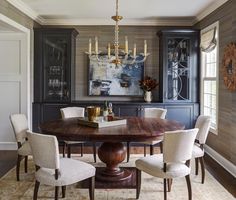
7, 0, 229, 26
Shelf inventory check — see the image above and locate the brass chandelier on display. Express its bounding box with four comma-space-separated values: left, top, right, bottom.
86, 0, 150, 66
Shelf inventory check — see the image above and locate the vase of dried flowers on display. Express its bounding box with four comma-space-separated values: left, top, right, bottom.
139, 76, 158, 102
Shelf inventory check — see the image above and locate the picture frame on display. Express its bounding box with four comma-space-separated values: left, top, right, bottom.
88, 55, 144, 96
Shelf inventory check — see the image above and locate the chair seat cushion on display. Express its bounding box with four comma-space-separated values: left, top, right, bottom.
35, 158, 95, 186
192, 144, 204, 158
18, 141, 31, 156
135, 154, 190, 178
64, 141, 85, 145
142, 140, 162, 145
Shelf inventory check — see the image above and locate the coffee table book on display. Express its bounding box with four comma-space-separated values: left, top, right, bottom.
77, 117, 127, 128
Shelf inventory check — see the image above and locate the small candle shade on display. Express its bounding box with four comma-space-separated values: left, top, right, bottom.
108, 43, 111, 58
144, 40, 147, 56
95, 36, 98, 55
89, 38, 92, 55
125, 36, 128, 54
133, 43, 136, 57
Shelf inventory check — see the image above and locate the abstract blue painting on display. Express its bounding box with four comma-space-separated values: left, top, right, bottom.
88, 55, 144, 96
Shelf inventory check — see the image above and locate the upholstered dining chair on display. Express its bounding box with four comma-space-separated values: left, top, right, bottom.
27, 131, 96, 200
9, 114, 31, 181
193, 115, 211, 184
136, 128, 198, 200
126, 108, 167, 162
60, 107, 97, 162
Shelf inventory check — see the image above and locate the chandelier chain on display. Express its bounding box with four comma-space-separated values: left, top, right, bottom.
86, 0, 150, 66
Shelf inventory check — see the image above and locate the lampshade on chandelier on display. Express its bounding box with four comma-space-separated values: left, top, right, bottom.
86, 0, 150, 67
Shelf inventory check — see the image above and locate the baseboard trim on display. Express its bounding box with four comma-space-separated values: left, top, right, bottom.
205, 145, 236, 178
0, 142, 17, 150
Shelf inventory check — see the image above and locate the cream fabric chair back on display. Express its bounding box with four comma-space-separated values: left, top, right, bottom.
60, 107, 85, 119
163, 128, 198, 163
195, 115, 211, 144
27, 131, 60, 170
9, 114, 28, 144
144, 108, 167, 119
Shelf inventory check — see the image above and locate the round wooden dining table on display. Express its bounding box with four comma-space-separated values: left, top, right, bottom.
40, 117, 184, 183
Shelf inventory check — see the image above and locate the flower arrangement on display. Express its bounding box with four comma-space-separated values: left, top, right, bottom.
139, 76, 159, 91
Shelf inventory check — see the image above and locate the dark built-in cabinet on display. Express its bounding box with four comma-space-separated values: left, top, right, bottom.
33, 28, 200, 135
34, 28, 78, 103
158, 30, 199, 103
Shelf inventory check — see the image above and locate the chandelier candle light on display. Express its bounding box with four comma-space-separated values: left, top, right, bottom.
86, 0, 150, 67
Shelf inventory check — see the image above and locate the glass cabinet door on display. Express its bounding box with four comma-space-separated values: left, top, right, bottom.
166, 37, 190, 101
43, 35, 69, 102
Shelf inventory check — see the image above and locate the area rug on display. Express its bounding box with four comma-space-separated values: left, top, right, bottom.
0, 154, 234, 200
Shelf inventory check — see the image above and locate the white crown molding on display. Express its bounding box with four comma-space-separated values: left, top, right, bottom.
194, 0, 229, 24
205, 145, 236, 178
5, 0, 228, 26
43, 17, 195, 26
0, 142, 17, 150
6, 0, 45, 24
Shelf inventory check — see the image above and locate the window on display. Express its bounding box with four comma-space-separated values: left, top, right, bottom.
200, 22, 219, 134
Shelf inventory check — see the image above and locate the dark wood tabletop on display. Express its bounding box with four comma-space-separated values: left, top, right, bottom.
40, 117, 185, 142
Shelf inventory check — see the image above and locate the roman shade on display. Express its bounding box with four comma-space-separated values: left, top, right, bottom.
200, 27, 217, 52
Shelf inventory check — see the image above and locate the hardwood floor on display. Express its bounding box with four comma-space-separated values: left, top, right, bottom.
0, 150, 17, 178
0, 150, 235, 198
204, 154, 236, 197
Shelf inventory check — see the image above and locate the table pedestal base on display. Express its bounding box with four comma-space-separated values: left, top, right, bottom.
97, 142, 132, 182
79, 167, 137, 189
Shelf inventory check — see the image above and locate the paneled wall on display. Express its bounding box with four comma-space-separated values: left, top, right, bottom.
194, 0, 236, 164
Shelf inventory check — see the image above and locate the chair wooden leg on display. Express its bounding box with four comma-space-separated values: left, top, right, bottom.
67, 145, 71, 158
62, 186, 66, 198
167, 179, 172, 192
199, 157, 205, 184
127, 142, 130, 162
164, 178, 167, 200
89, 176, 95, 200
195, 158, 199, 175
16, 155, 21, 181
33, 180, 40, 200
160, 142, 163, 153
144, 144, 146, 157
80, 143, 83, 157
55, 186, 59, 200
136, 169, 141, 199
62, 142, 66, 157
93, 143, 96, 163
150, 145, 154, 155
24, 156, 28, 173
185, 175, 192, 200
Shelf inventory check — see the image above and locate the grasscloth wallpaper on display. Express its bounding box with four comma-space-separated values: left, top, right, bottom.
194, 0, 236, 165
73, 26, 161, 101
1, 0, 235, 164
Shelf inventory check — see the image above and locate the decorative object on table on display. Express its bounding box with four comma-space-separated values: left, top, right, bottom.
77, 117, 127, 128
107, 102, 115, 121
87, 106, 101, 121
222, 42, 236, 91
85, 0, 150, 67
139, 76, 159, 102
88, 56, 144, 96
103, 101, 109, 119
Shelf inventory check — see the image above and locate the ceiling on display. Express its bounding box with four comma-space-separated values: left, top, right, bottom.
7, 0, 228, 26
